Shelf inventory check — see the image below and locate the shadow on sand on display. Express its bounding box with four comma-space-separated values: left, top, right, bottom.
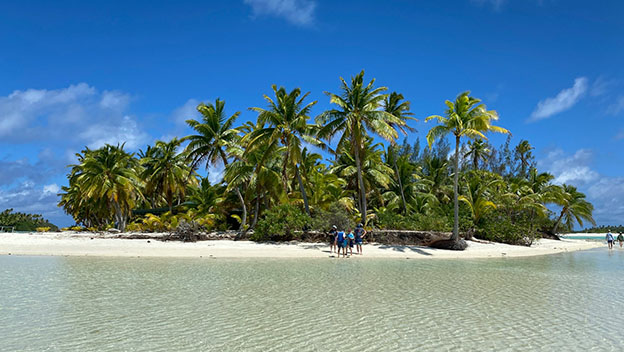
377, 245, 433, 256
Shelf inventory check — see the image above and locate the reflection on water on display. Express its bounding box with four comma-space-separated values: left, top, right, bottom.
1, 248, 624, 351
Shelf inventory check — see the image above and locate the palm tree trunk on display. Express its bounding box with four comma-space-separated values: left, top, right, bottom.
112, 200, 125, 232
552, 209, 565, 234
295, 166, 310, 215
452, 135, 460, 242
236, 188, 247, 230
393, 160, 407, 214
354, 144, 367, 225
251, 190, 261, 229
220, 153, 247, 230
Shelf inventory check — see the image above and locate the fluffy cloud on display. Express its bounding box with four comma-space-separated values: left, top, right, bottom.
244, 0, 316, 26
530, 77, 588, 121
0, 181, 65, 221
539, 148, 624, 226
0, 83, 148, 148
0, 83, 200, 226
538, 148, 598, 185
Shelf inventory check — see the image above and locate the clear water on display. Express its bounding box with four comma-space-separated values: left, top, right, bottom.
1, 248, 624, 351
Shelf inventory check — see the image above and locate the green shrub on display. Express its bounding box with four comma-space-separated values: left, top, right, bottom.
310, 202, 354, 232
252, 204, 310, 241
476, 210, 538, 246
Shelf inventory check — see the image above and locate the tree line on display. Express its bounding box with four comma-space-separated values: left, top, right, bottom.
58, 71, 595, 246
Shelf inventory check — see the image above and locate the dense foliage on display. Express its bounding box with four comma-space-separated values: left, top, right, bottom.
57, 71, 595, 245
576, 225, 624, 234
0, 209, 59, 232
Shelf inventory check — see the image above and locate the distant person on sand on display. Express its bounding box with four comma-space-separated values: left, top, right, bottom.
336, 230, 346, 258
329, 225, 338, 254
354, 223, 366, 255
606, 230, 614, 249
347, 229, 355, 256
618, 232, 624, 248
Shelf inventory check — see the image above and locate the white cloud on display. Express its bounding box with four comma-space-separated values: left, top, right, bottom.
607, 96, 624, 116
171, 98, 200, 128
207, 164, 225, 184
244, 0, 316, 26
0, 83, 148, 149
590, 76, 615, 97
0, 181, 64, 221
42, 183, 60, 195
538, 148, 624, 226
80, 115, 149, 150
538, 148, 598, 185
530, 77, 588, 121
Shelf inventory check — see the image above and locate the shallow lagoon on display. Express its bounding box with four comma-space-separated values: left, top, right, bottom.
1, 248, 624, 351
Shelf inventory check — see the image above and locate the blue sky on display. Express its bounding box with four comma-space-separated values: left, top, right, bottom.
1, 0, 623, 227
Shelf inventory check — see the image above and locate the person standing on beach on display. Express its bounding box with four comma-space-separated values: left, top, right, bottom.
336, 230, 346, 258
618, 232, 624, 248
354, 223, 366, 255
347, 229, 355, 257
606, 230, 614, 249
329, 225, 338, 254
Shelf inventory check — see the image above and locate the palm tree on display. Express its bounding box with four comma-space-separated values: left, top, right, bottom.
459, 171, 502, 235
225, 121, 284, 229
464, 139, 491, 170
68, 144, 143, 231
515, 140, 534, 177
140, 138, 194, 212
330, 137, 394, 213
425, 91, 509, 242
317, 70, 410, 224
552, 184, 596, 234
382, 93, 416, 214
184, 98, 248, 230
246, 85, 319, 215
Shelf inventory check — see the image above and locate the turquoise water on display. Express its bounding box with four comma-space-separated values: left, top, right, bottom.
1, 248, 624, 351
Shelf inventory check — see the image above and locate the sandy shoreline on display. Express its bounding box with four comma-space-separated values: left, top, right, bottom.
0, 231, 604, 259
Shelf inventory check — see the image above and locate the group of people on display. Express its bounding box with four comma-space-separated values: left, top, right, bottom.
605, 230, 624, 249
328, 223, 367, 257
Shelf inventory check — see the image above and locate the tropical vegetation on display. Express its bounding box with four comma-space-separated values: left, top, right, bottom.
0, 209, 59, 232
57, 71, 594, 246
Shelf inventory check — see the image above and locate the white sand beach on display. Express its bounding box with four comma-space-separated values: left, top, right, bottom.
0, 232, 603, 259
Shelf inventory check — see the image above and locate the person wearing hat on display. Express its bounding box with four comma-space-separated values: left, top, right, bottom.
354, 223, 367, 255
329, 225, 338, 254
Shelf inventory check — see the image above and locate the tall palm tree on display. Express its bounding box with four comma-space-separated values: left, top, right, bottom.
552, 184, 595, 234
515, 140, 534, 177
184, 98, 248, 229
68, 144, 143, 231
425, 91, 509, 242
464, 139, 491, 170
383, 92, 416, 214
140, 138, 193, 212
225, 124, 283, 229
317, 70, 410, 224
246, 85, 319, 215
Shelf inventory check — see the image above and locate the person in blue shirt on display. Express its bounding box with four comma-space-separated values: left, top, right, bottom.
354, 223, 367, 255
346, 229, 355, 257
606, 230, 614, 249
335, 230, 346, 258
